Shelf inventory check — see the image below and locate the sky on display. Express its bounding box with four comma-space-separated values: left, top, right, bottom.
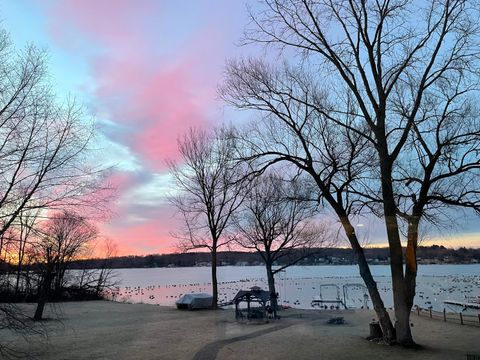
1, 1, 479, 255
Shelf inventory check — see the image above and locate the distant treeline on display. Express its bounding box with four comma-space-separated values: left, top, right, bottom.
62, 245, 480, 269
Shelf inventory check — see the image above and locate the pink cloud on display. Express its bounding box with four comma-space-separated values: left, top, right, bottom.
100, 170, 182, 254
44, 0, 223, 170
93, 55, 213, 167
103, 208, 180, 255
46, 0, 157, 52
40, 0, 244, 254
105, 171, 138, 192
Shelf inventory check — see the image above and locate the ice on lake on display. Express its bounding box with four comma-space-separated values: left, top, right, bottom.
102, 264, 480, 314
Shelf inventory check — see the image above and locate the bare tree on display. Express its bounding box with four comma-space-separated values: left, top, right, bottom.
168, 127, 248, 308
224, 0, 480, 345
0, 29, 109, 240
0, 25, 111, 357
0, 227, 15, 293
74, 237, 119, 298
222, 59, 396, 340
13, 210, 40, 296
33, 211, 97, 321
91, 238, 118, 298
234, 173, 332, 317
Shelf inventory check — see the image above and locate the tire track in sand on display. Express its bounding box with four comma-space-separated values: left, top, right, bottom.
192, 322, 294, 360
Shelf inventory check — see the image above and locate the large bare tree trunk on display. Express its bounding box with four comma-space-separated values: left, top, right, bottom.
378, 148, 414, 345
338, 213, 396, 343
405, 217, 420, 309
265, 262, 278, 319
34, 268, 54, 321
402, 216, 421, 345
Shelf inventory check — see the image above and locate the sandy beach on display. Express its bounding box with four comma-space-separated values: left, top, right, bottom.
1, 301, 479, 360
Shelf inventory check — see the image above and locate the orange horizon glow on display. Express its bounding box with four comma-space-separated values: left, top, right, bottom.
106, 236, 480, 258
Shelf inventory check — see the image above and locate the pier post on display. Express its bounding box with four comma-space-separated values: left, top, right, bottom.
429, 307, 432, 318
459, 312, 463, 325
443, 308, 446, 322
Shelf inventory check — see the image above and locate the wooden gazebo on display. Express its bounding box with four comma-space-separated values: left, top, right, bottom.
233, 287, 271, 320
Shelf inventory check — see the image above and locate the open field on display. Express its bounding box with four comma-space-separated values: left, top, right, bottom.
1, 301, 479, 360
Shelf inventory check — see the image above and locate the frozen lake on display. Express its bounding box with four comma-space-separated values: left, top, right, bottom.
104, 264, 480, 313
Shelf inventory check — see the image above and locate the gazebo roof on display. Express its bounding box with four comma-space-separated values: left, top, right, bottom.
233, 289, 270, 303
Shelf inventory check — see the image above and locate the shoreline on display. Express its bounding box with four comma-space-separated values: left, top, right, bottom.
103, 267, 480, 313
70, 263, 480, 270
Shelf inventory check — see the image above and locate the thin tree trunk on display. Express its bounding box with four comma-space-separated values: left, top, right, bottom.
79, 269, 86, 289
0, 235, 4, 262
15, 270, 21, 296
24, 266, 31, 301
211, 249, 218, 309
54, 265, 66, 297
15, 244, 26, 295
96, 267, 107, 297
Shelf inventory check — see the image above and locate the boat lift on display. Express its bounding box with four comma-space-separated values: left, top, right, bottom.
311, 284, 346, 309
311, 283, 370, 310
